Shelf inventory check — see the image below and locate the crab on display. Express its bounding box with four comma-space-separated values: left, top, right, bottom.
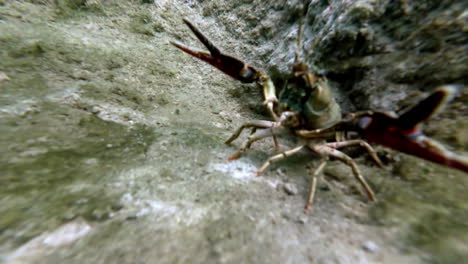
170, 6, 467, 213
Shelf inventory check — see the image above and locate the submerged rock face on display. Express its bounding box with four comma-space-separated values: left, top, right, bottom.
0, 1, 467, 264
199, 0, 467, 110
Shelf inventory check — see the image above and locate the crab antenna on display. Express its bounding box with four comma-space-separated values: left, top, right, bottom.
295, 0, 310, 64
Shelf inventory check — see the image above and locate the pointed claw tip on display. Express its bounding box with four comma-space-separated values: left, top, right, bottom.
435, 85, 459, 104
169, 40, 184, 50
181, 17, 191, 25
439, 84, 460, 95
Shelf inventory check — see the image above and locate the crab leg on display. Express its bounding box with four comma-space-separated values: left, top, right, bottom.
325, 140, 384, 168
256, 145, 307, 176
171, 19, 279, 120
295, 127, 337, 139
310, 143, 377, 201
254, 140, 377, 207
225, 120, 276, 144
228, 126, 290, 160
304, 159, 327, 214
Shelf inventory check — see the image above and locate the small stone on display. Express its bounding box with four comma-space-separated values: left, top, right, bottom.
91, 209, 109, 221
296, 216, 308, 224
126, 214, 138, 221
281, 211, 292, 220
319, 183, 330, 191
75, 198, 88, 205
283, 183, 298, 195
85, 0, 103, 10
0, 71, 10, 82
110, 203, 124, 211
71, 69, 90, 80
362, 241, 379, 253
62, 212, 77, 221
91, 106, 101, 114
276, 168, 287, 177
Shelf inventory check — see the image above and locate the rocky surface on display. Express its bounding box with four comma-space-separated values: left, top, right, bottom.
0, 1, 467, 263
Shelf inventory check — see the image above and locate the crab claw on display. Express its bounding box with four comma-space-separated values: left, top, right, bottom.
170, 19, 260, 83
346, 86, 467, 173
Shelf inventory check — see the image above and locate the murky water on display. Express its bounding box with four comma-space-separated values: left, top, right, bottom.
1, 1, 467, 264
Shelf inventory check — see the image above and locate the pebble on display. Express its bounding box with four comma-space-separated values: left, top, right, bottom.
111, 203, 124, 211
362, 241, 379, 253
91, 209, 109, 221
283, 183, 298, 195
91, 106, 101, 114
296, 216, 308, 224
0, 71, 10, 82
319, 183, 330, 191
276, 168, 287, 178
126, 214, 138, 221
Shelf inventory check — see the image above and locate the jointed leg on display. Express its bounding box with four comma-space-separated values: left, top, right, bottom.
325, 140, 384, 168
225, 120, 276, 144
295, 127, 336, 139
256, 145, 306, 176
304, 159, 327, 214
228, 126, 289, 160
310, 144, 376, 201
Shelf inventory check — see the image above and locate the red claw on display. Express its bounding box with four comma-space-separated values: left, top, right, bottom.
170, 19, 260, 84
351, 86, 467, 173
